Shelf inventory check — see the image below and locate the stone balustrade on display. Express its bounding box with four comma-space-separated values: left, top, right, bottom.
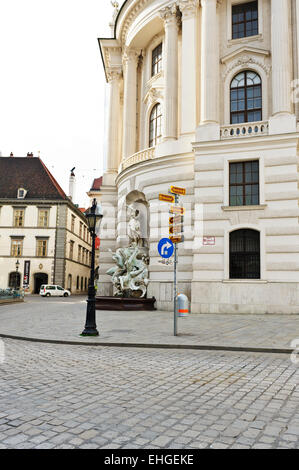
220, 121, 269, 139
121, 147, 156, 171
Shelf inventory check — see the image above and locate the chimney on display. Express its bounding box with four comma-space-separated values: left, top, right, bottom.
27, 152, 34, 158
69, 167, 76, 201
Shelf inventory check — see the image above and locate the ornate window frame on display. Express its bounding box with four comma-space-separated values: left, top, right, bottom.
221, 54, 270, 125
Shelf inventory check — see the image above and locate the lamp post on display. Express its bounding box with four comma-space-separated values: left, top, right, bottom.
15, 260, 20, 290
81, 198, 103, 336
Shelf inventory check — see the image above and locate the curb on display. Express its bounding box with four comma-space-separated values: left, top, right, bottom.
0, 333, 292, 355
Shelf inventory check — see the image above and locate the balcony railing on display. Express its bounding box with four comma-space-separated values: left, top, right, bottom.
220, 121, 269, 139
120, 147, 156, 171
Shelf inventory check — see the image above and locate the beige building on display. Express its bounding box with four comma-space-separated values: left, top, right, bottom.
97, 0, 299, 314
0, 154, 92, 294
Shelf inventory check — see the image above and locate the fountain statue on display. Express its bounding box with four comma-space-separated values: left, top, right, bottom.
106, 204, 149, 298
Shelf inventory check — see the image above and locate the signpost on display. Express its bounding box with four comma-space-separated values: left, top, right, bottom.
158, 187, 186, 336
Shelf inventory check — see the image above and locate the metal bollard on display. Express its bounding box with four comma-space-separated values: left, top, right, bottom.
177, 294, 189, 317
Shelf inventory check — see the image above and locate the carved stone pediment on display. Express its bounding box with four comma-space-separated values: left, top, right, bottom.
143, 85, 163, 105
221, 46, 271, 79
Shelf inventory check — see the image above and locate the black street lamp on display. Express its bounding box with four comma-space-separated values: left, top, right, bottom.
81, 198, 103, 336
15, 260, 20, 290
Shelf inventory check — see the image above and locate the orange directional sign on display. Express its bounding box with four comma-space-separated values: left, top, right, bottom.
170, 186, 186, 196
159, 193, 175, 203
170, 235, 184, 244
169, 215, 183, 225
170, 206, 185, 215
169, 224, 184, 235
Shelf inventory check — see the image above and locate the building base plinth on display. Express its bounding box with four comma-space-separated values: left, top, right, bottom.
95, 296, 157, 311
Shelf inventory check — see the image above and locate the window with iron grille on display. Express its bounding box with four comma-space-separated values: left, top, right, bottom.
151, 43, 162, 77
149, 103, 162, 148
230, 71, 262, 124
229, 160, 259, 206
230, 229, 260, 279
232, 1, 258, 39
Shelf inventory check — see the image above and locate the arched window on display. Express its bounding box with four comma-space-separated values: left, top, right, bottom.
230, 71, 262, 124
230, 229, 260, 279
149, 103, 162, 148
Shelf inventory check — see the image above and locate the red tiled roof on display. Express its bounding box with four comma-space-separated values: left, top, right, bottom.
0, 156, 67, 200
90, 176, 103, 191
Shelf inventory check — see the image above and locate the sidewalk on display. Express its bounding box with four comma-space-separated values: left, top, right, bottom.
0, 297, 298, 353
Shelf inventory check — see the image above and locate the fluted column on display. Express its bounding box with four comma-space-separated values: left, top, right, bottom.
179, 0, 199, 136
122, 48, 139, 160
159, 4, 179, 141
106, 69, 122, 173
197, 0, 220, 141
269, 0, 296, 134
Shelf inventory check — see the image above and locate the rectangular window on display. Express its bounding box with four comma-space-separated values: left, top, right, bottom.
151, 43, 162, 77
11, 239, 23, 257
232, 1, 258, 39
71, 215, 75, 233
78, 245, 82, 263
79, 222, 83, 239
69, 240, 74, 260
36, 239, 48, 257
14, 209, 25, 227
38, 209, 49, 227
229, 160, 259, 206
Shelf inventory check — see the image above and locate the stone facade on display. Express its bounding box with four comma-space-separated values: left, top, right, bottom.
0, 156, 92, 294
98, 0, 299, 314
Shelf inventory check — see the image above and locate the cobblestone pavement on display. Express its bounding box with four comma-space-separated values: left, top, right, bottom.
0, 296, 299, 351
0, 338, 298, 449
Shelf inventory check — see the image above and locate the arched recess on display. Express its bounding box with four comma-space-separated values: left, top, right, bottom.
126, 190, 149, 250
33, 272, 48, 294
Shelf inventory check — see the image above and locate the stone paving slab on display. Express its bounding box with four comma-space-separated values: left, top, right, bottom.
0, 296, 298, 352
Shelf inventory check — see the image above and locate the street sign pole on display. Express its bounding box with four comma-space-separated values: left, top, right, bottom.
173, 194, 179, 336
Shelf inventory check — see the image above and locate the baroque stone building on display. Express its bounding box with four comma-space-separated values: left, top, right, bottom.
0, 154, 92, 294
98, 0, 299, 314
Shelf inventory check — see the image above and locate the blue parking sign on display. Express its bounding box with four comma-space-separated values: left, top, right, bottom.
158, 238, 174, 259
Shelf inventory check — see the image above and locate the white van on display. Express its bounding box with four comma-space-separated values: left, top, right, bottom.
40, 285, 71, 297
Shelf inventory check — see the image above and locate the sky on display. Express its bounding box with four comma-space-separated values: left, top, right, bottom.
0, 0, 121, 208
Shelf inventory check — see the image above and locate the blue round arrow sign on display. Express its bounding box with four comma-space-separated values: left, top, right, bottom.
158, 238, 174, 259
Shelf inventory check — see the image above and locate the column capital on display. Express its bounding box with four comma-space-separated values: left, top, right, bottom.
159, 3, 180, 27
122, 47, 139, 68
179, 0, 199, 18
106, 68, 122, 83
200, 0, 222, 6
